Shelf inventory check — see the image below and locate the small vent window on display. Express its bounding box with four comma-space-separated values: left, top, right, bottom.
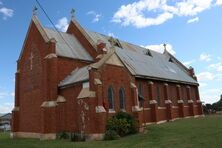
108, 37, 122, 48
143, 49, 152, 57
169, 57, 173, 63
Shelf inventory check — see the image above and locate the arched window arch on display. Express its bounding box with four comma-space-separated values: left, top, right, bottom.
119, 87, 126, 110
108, 86, 114, 110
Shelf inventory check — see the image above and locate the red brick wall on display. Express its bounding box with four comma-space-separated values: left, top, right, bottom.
67, 21, 97, 59
100, 64, 134, 112
59, 83, 82, 132
13, 17, 204, 137
57, 57, 91, 83
157, 108, 167, 121
16, 21, 52, 133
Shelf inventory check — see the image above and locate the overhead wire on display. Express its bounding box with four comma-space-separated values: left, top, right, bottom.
35, 0, 78, 59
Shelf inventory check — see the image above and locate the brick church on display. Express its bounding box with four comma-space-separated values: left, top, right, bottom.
11, 11, 204, 140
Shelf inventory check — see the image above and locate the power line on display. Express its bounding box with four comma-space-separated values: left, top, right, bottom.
35, 0, 78, 59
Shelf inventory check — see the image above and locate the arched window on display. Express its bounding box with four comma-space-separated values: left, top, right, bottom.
138, 83, 143, 96
119, 88, 125, 110
108, 86, 114, 110
157, 85, 161, 106
138, 83, 145, 107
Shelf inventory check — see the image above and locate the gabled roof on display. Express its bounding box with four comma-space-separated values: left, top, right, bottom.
44, 28, 93, 61
59, 66, 89, 88
115, 47, 197, 84
23, 17, 197, 86
18, 16, 93, 62
83, 29, 197, 85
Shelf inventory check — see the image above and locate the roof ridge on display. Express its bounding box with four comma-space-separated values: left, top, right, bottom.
84, 29, 165, 56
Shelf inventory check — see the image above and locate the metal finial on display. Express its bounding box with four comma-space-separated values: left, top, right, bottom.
163, 43, 167, 51
33, 6, 38, 16
71, 9, 75, 18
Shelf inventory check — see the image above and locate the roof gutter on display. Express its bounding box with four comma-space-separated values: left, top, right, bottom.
58, 79, 89, 90
135, 75, 199, 86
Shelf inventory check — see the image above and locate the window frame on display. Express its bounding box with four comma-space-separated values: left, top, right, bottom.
119, 87, 126, 111
108, 86, 115, 111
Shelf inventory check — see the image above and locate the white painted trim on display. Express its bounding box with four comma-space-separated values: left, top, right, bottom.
148, 81, 154, 85
177, 100, 184, 103
143, 108, 151, 111
188, 100, 194, 103
41, 101, 57, 108
184, 116, 193, 119
96, 106, 106, 113
130, 82, 136, 88
172, 106, 179, 109
169, 117, 181, 121
11, 132, 56, 140
94, 78, 102, 85
150, 100, 157, 104
12, 107, 19, 112
56, 95, 66, 103
108, 110, 116, 113
44, 53, 57, 59
165, 100, 172, 104
156, 120, 167, 124
158, 107, 166, 109
194, 115, 205, 118
184, 106, 189, 108
132, 106, 142, 112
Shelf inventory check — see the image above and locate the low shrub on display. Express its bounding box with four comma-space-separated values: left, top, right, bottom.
56, 131, 69, 140
106, 111, 138, 138
104, 130, 120, 140
70, 133, 86, 142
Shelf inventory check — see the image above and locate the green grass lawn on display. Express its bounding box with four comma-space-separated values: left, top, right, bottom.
0, 115, 222, 148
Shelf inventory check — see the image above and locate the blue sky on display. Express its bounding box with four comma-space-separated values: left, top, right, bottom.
0, 0, 222, 113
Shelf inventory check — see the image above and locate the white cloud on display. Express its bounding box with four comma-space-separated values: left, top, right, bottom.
0, 92, 8, 98
216, 0, 222, 5
143, 43, 176, 55
182, 60, 196, 67
55, 17, 69, 32
200, 88, 222, 103
112, 0, 173, 28
187, 17, 199, 24
196, 71, 214, 81
199, 53, 211, 62
215, 73, 222, 81
107, 32, 115, 37
112, 0, 221, 28
11, 92, 15, 97
0, 7, 14, 20
0, 103, 13, 113
87, 11, 102, 23
208, 62, 222, 72
199, 82, 207, 88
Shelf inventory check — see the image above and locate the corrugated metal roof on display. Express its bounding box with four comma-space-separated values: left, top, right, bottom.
115, 47, 197, 84
84, 30, 197, 84
85, 29, 146, 54
59, 66, 89, 87
56, 26, 197, 86
44, 28, 93, 61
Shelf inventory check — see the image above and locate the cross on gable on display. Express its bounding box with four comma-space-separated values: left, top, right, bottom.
29, 52, 34, 70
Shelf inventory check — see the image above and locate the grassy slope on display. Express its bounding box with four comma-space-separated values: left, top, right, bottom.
0, 115, 222, 148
